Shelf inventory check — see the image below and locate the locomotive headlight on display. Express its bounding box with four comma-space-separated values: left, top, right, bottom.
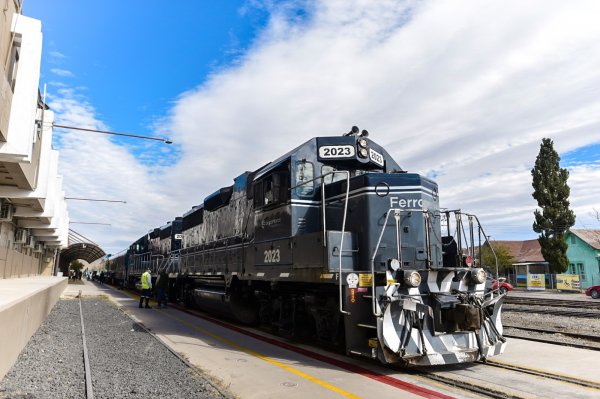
404, 270, 421, 287
470, 268, 487, 284
359, 147, 369, 158
388, 258, 401, 271
358, 138, 368, 148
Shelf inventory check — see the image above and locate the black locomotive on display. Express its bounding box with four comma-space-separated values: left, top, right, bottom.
106, 127, 506, 366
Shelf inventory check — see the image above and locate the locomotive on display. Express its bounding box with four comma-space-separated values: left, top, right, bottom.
106, 127, 506, 366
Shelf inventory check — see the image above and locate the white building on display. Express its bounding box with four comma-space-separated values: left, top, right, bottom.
0, 2, 69, 278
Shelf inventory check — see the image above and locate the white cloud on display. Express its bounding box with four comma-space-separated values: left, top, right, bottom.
50, 68, 74, 77
52, 0, 600, 251
49, 92, 179, 253
163, 0, 600, 237
48, 51, 66, 59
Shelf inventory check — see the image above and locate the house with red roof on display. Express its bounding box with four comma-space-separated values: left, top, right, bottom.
489, 239, 548, 288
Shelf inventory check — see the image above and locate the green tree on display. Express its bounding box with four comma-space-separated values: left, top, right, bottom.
69, 260, 84, 272
531, 138, 575, 273
480, 244, 515, 275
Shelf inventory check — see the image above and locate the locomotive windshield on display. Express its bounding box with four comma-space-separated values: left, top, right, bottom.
321, 165, 384, 184
294, 160, 385, 196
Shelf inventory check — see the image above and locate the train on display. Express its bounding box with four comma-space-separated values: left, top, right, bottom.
104, 127, 507, 366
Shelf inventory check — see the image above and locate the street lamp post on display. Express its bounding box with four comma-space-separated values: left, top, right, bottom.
53, 124, 173, 144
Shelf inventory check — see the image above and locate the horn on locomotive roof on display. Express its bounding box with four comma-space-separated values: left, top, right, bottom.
343, 126, 369, 138
343, 126, 360, 136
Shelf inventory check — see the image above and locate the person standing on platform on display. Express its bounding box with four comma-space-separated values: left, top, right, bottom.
155, 268, 169, 309
139, 268, 153, 309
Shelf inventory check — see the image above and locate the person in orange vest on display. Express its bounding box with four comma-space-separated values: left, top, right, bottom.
139, 268, 153, 309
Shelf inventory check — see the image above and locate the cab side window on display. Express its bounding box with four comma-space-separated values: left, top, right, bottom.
264, 177, 274, 205
253, 181, 263, 208
295, 161, 314, 196
253, 169, 290, 209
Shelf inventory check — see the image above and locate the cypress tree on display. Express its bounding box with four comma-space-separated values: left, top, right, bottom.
531, 138, 575, 273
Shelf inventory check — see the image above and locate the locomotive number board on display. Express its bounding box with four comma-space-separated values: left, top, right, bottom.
318, 145, 356, 158
369, 148, 384, 167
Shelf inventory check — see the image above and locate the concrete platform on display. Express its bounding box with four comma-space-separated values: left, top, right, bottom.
81, 281, 600, 398
0, 276, 67, 380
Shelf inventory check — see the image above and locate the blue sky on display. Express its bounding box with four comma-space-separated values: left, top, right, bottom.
26, 0, 268, 136
22, 1, 600, 253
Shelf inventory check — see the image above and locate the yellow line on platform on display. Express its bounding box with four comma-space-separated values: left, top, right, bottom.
159, 310, 363, 399
116, 288, 360, 397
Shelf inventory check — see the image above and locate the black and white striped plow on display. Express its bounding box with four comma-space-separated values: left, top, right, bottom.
377, 285, 507, 366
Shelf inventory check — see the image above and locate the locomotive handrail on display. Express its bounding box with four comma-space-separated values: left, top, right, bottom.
132, 252, 164, 274
424, 212, 433, 268
289, 169, 353, 315
463, 212, 499, 277
371, 208, 427, 317
441, 211, 498, 276
314, 170, 350, 315
163, 249, 181, 273
289, 170, 349, 248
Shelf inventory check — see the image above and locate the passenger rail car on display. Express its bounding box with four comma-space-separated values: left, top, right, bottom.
112, 127, 506, 366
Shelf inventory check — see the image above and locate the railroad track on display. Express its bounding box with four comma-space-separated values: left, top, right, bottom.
503, 332, 600, 352
77, 291, 94, 399
504, 324, 600, 343
74, 291, 231, 399
504, 296, 600, 310
412, 359, 600, 399
413, 358, 600, 399
503, 305, 600, 318
413, 371, 517, 399
481, 361, 600, 390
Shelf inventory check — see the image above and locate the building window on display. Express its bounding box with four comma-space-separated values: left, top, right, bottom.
7, 37, 22, 92
568, 263, 575, 274
570, 235, 576, 244
578, 262, 585, 280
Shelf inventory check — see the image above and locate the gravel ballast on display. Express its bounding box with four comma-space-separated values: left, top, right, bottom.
503, 307, 600, 349
0, 298, 231, 399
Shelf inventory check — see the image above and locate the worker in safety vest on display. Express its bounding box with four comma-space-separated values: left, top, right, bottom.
139, 268, 153, 308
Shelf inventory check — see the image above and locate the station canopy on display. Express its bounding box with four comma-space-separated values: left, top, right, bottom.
59, 242, 106, 270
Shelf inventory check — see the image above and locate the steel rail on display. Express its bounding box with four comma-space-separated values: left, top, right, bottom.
412, 371, 519, 399
504, 305, 600, 318
502, 332, 600, 352
481, 360, 600, 390
503, 324, 600, 342
416, 358, 600, 399
78, 292, 94, 399
504, 296, 600, 310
